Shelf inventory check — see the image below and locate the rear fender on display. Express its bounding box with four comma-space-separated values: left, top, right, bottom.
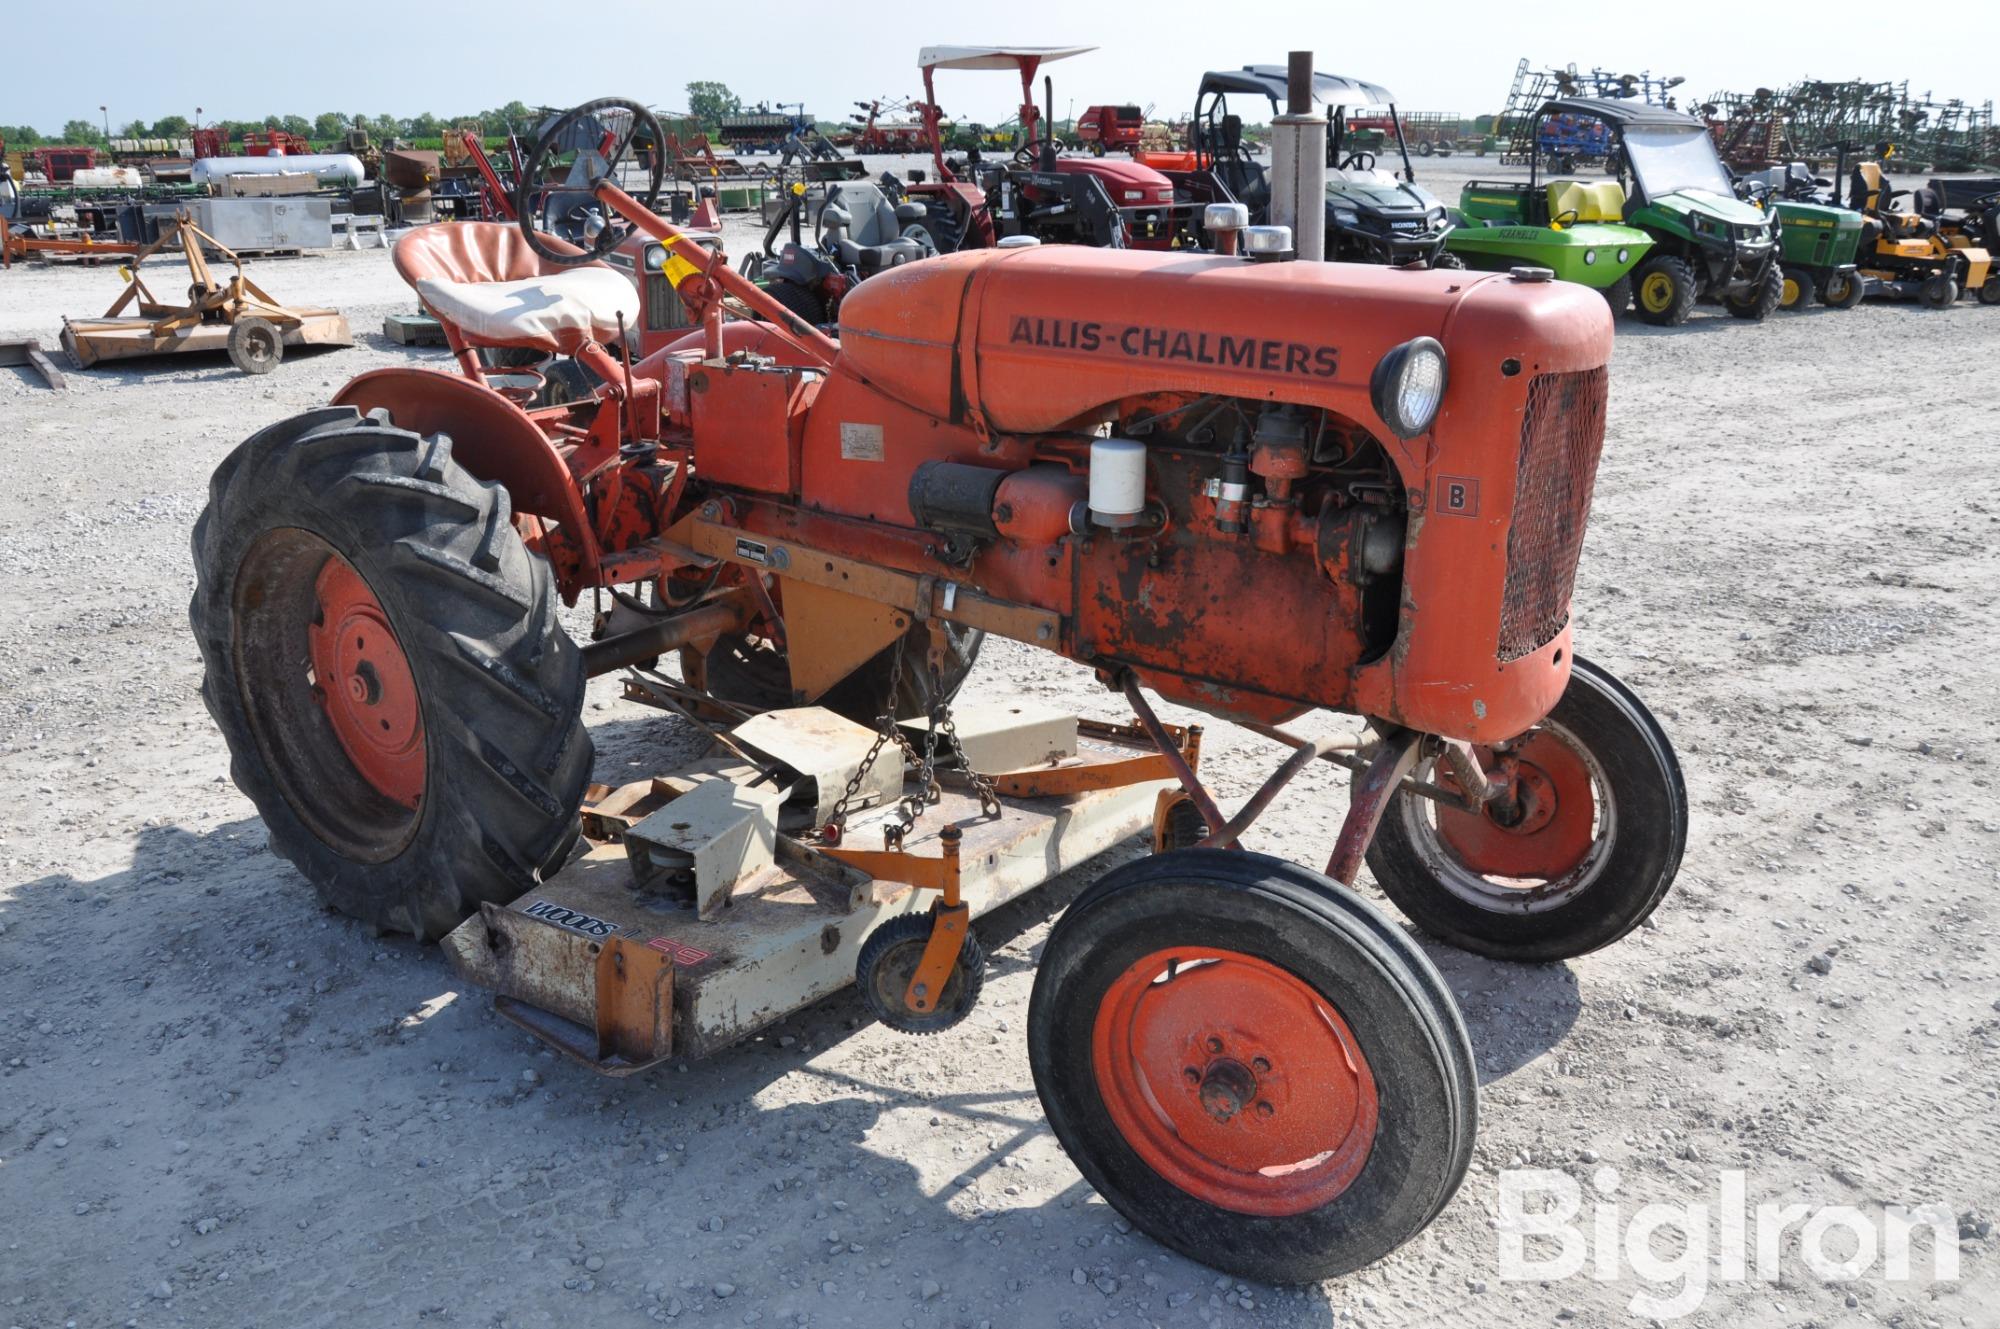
331, 367, 597, 568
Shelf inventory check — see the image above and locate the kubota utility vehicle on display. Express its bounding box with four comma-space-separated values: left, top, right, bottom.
904, 46, 1197, 253
1141, 66, 1459, 267
1487, 98, 1784, 326
191, 97, 1685, 1285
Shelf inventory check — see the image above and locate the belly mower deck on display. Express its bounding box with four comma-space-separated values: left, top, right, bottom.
439, 702, 1179, 1074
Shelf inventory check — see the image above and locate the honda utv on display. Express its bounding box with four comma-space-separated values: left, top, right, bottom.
1460, 98, 1784, 325
1140, 65, 1458, 267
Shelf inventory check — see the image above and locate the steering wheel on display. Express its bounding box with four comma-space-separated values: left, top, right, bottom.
1013, 143, 1047, 166
515, 97, 665, 266
1338, 151, 1376, 172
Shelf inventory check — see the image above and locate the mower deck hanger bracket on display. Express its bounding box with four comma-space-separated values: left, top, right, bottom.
440, 700, 1177, 1074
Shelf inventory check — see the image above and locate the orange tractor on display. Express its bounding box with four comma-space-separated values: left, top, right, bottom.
191, 98, 1684, 1282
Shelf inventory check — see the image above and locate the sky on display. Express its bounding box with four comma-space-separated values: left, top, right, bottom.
3, 1, 1995, 135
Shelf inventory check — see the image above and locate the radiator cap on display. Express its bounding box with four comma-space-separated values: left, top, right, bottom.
1509, 265, 1556, 282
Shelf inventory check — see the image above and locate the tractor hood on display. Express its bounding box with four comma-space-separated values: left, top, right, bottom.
1051, 155, 1176, 203
835, 246, 1610, 447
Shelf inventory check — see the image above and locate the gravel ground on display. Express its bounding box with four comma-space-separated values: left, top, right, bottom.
1, 161, 1996, 1329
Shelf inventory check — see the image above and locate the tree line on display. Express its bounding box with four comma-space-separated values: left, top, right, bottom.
4, 83, 755, 149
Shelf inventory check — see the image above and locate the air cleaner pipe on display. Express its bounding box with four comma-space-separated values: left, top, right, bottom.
1267, 51, 1326, 263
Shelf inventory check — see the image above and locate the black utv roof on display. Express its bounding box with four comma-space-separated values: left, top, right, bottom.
1198, 66, 1396, 108
1537, 96, 1704, 130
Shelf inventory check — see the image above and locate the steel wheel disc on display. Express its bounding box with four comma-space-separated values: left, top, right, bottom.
1640, 273, 1674, 312
1091, 947, 1378, 1218
308, 555, 426, 809
1404, 723, 1611, 912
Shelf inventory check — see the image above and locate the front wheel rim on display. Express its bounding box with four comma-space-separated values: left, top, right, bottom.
1640, 272, 1674, 311
1092, 946, 1379, 1217
1403, 721, 1614, 913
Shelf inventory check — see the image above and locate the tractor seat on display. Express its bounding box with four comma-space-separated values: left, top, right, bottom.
819, 181, 927, 275
1547, 179, 1626, 223
393, 222, 641, 353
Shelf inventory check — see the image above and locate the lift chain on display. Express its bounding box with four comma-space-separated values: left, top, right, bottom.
819, 643, 918, 843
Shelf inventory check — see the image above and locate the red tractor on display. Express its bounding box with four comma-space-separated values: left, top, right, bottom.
903, 45, 1197, 252
191, 98, 1684, 1283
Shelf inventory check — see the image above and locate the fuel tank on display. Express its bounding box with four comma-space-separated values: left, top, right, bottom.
834, 246, 1609, 452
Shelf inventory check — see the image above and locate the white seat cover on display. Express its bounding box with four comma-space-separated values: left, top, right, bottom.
415, 267, 642, 349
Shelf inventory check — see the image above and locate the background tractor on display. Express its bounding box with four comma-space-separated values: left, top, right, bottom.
190, 94, 1684, 1285
903, 46, 1198, 253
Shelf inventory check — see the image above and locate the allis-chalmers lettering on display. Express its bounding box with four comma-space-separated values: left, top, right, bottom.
1008, 317, 1338, 378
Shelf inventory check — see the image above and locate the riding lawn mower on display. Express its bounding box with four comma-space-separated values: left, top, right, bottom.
191, 94, 1685, 1284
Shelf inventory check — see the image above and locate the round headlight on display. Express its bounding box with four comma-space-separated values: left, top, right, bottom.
642, 243, 667, 272
1617, 247, 1630, 263
1584, 248, 1598, 265
1369, 337, 1448, 440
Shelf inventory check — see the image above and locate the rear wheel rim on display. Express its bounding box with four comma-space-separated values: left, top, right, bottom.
308, 554, 426, 809
1401, 721, 1612, 913
1092, 946, 1378, 1217
232, 530, 425, 862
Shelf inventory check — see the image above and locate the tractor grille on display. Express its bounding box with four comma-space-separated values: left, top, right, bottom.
645, 273, 695, 332
1496, 366, 1608, 661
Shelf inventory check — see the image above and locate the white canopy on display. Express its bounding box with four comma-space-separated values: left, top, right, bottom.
919, 45, 1096, 72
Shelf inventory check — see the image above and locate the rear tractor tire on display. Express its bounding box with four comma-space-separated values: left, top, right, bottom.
1029, 850, 1477, 1283
1725, 260, 1785, 320
1632, 256, 1696, 326
1980, 277, 2000, 306
762, 277, 828, 327
190, 407, 593, 940
1363, 656, 1686, 962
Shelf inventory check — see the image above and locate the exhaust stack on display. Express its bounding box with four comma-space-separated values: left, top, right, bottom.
1267, 50, 1326, 263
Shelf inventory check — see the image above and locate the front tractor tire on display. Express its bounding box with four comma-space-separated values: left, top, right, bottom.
1819, 270, 1866, 309
191, 407, 593, 940
1632, 256, 1697, 326
1777, 266, 1814, 311
1725, 260, 1785, 321
1364, 656, 1686, 962
1030, 850, 1477, 1283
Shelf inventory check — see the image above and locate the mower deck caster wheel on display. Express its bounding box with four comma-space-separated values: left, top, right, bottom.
228, 316, 283, 375
1029, 849, 1476, 1283
1363, 656, 1686, 962
856, 909, 985, 1034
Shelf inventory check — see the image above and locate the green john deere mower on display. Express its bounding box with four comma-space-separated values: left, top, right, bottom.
1475, 97, 1786, 326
